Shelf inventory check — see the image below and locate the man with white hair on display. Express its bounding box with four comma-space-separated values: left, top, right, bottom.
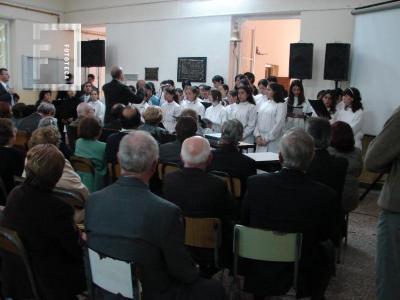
17, 102, 56, 133
163, 136, 235, 276
241, 128, 336, 300
85, 131, 225, 300
102, 66, 136, 123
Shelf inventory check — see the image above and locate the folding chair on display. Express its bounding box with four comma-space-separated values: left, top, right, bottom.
209, 171, 242, 199
157, 162, 180, 180
184, 217, 223, 278
70, 156, 95, 175
85, 245, 142, 300
0, 226, 41, 300
232, 225, 302, 299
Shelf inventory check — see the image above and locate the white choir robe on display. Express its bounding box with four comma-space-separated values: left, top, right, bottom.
181, 99, 205, 118
230, 101, 257, 143
88, 100, 105, 124
335, 107, 364, 149
225, 103, 236, 120
205, 102, 227, 133
284, 96, 312, 131
254, 99, 287, 153
254, 93, 264, 105
161, 101, 181, 133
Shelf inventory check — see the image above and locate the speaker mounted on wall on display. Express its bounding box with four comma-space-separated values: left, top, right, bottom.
324, 43, 351, 81
289, 43, 314, 79
81, 40, 106, 67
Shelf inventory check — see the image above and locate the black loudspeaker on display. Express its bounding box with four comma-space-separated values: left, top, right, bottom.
324, 43, 350, 81
289, 43, 313, 79
81, 40, 105, 67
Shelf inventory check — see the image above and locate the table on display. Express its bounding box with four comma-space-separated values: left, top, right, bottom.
205, 133, 256, 152
244, 152, 281, 172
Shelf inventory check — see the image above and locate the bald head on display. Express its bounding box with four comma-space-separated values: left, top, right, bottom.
181, 136, 211, 168
76, 102, 94, 118
121, 106, 141, 129
110, 66, 123, 80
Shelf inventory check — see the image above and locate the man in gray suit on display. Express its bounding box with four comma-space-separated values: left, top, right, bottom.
17, 102, 56, 133
85, 131, 225, 300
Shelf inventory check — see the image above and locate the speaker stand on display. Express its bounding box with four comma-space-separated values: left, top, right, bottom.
334, 80, 340, 90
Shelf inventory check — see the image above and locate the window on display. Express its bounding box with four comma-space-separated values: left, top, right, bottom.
0, 19, 9, 68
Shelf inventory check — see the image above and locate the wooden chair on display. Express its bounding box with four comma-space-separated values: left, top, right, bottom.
209, 171, 242, 199
157, 162, 180, 180
70, 155, 95, 175
85, 244, 142, 299
14, 130, 30, 152
184, 217, 222, 275
0, 226, 41, 300
232, 225, 302, 299
108, 163, 121, 183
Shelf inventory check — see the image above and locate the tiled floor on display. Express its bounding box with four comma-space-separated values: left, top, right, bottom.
220, 188, 380, 300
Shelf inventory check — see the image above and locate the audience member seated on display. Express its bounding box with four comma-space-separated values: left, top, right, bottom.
27, 127, 89, 201
67, 102, 95, 150
103, 103, 125, 130
241, 128, 336, 300
329, 121, 363, 212
181, 108, 204, 136
37, 116, 72, 159
11, 102, 26, 126
85, 131, 225, 300
35, 89, 52, 106
138, 106, 170, 143
0, 119, 24, 203
74, 117, 106, 192
1, 144, 86, 299
0, 102, 12, 118
159, 116, 197, 165
105, 106, 141, 164
306, 117, 348, 244
17, 102, 55, 133
163, 136, 235, 276
209, 119, 257, 195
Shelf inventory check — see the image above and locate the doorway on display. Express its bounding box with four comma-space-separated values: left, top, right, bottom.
238, 18, 301, 90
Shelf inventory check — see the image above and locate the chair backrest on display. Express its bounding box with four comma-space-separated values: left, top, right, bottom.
108, 163, 121, 182
157, 162, 180, 180
14, 130, 30, 152
53, 187, 85, 209
233, 225, 302, 292
184, 217, 221, 249
86, 247, 141, 299
70, 155, 95, 175
234, 225, 301, 262
210, 171, 242, 198
0, 226, 41, 299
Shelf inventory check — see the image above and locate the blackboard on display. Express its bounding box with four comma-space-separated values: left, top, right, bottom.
145, 67, 159, 81
177, 57, 207, 82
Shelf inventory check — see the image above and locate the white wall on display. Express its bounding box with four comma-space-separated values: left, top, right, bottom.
300, 9, 354, 100
244, 19, 301, 79
106, 16, 231, 88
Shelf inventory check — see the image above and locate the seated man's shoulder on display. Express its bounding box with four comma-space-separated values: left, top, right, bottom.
307, 177, 338, 200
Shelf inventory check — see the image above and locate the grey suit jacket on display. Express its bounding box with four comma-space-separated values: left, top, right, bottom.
85, 176, 198, 294
16, 112, 42, 133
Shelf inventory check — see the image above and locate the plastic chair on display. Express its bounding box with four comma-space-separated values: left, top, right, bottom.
184, 217, 222, 270
209, 171, 242, 199
85, 246, 142, 300
0, 226, 41, 300
157, 162, 180, 180
70, 155, 95, 175
232, 225, 302, 299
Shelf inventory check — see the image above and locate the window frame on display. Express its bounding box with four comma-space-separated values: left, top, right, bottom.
0, 19, 10, 68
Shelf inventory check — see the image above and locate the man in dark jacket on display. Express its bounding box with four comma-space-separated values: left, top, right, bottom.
102, 66, 136, 123
306, 117, 348, 245
85, 131, 225, 300
241, 128, 336, 299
